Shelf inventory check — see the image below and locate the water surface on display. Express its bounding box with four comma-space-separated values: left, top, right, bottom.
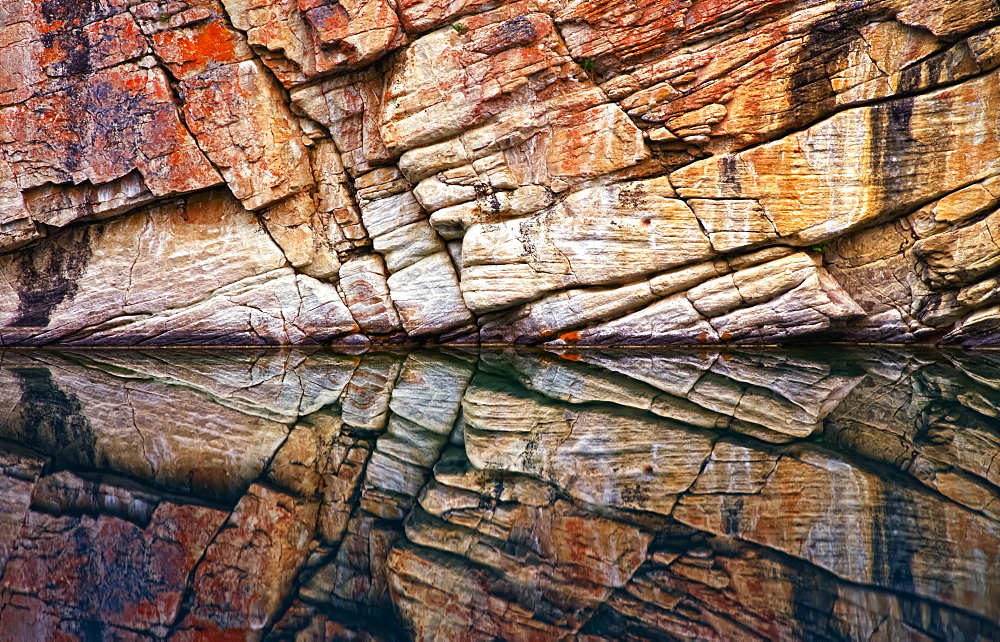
0, 346, 997, 640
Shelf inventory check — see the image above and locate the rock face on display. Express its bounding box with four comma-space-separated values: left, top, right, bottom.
1, 0, 1000, 345
0, 346, 998, 639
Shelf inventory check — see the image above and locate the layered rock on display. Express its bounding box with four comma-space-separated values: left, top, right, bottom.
1, 0, 1000, 345
0, 189, 362, 346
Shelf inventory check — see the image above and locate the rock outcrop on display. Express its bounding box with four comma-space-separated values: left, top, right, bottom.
0, 346, 997, 639
1, 0, 1000, 345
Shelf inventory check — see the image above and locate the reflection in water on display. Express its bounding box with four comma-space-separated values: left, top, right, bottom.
0, 347, 997, 640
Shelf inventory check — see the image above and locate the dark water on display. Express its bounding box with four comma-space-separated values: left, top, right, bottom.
0, 346, 997, 640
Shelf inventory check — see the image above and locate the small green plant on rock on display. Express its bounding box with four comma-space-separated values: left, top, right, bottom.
811, 244, 826, 254
580, 57, 596, 71
452, 23, 469, 34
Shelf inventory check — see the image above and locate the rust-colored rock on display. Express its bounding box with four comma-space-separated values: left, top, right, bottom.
0, 0, 999, 345
223, 0, 406, 87
173, 483, 318, 638
0, 484, 227, 637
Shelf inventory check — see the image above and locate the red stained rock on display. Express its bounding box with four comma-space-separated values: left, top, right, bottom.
180, 59, 314, 211
379, 5, 606, 155
82, 13, 150, 71
0, 594, 148, 642
0, 498, 227, 636
1, 0, 1000, 348
222, 0, 406, 87
0, 1, 222, 241
173, 483, 318, 638
0, 447, 47, 579
145, 1, 255, 80
0, 62, 219, 196
397, 0, 506, 33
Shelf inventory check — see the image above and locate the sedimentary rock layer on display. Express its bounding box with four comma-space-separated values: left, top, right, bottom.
1, 0, 999, 345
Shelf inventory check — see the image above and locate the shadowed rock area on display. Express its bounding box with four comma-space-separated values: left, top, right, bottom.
0, 346, 996, 640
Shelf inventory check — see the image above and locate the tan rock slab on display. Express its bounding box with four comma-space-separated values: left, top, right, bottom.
461, 177, 714, 313
671, 70, 1000, 249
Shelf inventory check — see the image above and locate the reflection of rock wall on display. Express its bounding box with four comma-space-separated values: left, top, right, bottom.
0, 347, 998, 639
2, 1, 1000, 345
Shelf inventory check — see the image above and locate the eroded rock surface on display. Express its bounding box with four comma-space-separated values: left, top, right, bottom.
0, 0, 998, 345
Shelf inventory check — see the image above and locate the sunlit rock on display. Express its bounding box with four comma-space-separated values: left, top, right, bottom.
462, 178, 714, 313
671, 70, 1000, 250
0, 0, 997, 346
222, 0, 406, 86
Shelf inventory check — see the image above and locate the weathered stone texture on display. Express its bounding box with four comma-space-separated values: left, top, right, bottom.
1, 491, 228, 637
0, 0, 999, 345
222, 0, 406, 87
173, 483, 318, 638
672, 70, 1000, 249
0, 188, 362, 347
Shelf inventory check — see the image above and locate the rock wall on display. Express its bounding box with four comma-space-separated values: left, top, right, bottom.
0, 0, 999, 345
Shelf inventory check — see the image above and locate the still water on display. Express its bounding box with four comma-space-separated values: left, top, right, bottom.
0, 346, 996, 640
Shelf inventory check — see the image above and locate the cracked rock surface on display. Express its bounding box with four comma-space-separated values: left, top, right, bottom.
0, 346, 997, 639
2, 0, 1000, 346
